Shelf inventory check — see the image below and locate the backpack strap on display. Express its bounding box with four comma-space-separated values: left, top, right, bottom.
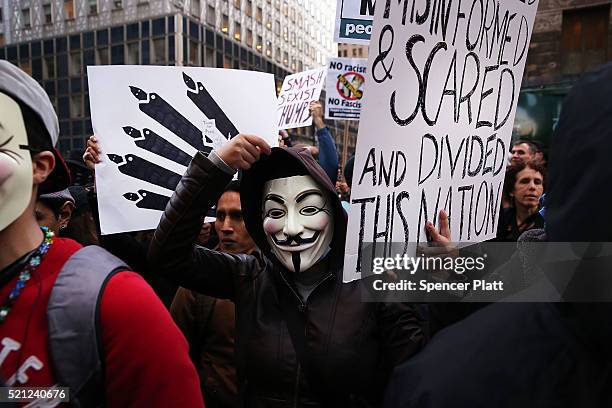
47, 246, 128, 408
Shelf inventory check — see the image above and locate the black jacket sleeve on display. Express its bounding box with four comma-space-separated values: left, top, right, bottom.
148, 152, 264, 300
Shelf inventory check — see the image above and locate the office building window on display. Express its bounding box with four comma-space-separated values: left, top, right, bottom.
127, 42, 140, 64
246, 29, 253, 47
562, 5, 610, 75
245, 0, 252, 17
234, 0, 241, 9
222, 14, 229, 33
43, 1, 53, 24
70, 94, 84, 117
113, 0, 123, 10
70, 52, 81, 76
88, 0, 98, 14
234, 22, 241, 40
256, 35, 263, 52
256, 6, 262, 23
96, 47, 109, 64
152, 38, 165, 64
65, 0, 75, 19
191, 0, 200, 16
206, 5, 215, 25
205, 47, 215, 67
189, 40, 199, 65
43, 56, 55, 79
22, 8, 31, 28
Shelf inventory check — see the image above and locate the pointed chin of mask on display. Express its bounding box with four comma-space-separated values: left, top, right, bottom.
262, 175, 334, 273
0, 93, 33, 232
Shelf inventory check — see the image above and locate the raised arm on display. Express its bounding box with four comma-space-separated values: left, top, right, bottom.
310, 101, 339, 184
148, 135, 271, 299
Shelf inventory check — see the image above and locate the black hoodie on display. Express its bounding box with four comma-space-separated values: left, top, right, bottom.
149, 147, 426, 407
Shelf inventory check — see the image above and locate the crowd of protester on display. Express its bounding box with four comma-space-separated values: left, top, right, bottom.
0, 58, 611, 407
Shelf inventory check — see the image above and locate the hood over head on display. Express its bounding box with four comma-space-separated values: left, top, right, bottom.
241, 147, 347, 268
545, 63, 612, 242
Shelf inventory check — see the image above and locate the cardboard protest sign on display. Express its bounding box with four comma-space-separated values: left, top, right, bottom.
325, 57, 367, 121
343, 0, 539, 282
88, 66, 278, 235
277, 67, 326, 130
334, 0, 374, 45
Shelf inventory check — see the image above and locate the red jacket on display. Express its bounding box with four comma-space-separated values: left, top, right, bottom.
0, 238, 204, 407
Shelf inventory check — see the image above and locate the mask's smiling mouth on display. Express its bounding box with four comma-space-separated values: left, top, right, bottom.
271, 231, 320, 252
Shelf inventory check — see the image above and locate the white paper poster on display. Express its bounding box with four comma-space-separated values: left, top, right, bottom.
325, 57, 367, 121
277, 68, 326, 130
343, 0, 540, 282
334, 0, 374, 45
88, 66, 278, 235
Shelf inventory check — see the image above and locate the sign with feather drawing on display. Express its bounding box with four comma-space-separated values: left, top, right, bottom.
88, 66, 278, 235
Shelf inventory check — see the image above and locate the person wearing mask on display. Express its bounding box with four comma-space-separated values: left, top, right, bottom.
172, 180, 256, 408
0, 61, 203, 407
149, 135, 426, 407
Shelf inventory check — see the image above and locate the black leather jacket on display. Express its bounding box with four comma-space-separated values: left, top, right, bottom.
149, 148, 426, 407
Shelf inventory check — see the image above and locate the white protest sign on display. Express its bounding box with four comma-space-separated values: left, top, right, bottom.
277, 67, 326, 130
343, 0, 540, 282
334, 0, 374, 45
88, 66, 278, 235
325, 57, 367, 121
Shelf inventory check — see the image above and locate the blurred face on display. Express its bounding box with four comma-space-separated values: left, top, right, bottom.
262, 175, 334, 273
512, 167, 544, 211
0, 93, 32, 232
35, 199, 74, 236
510, 143, 535, 165
215, 191, 256, 254
35, 200, 60, 234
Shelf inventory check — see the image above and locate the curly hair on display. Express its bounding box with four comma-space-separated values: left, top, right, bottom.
503, 160, 546, 203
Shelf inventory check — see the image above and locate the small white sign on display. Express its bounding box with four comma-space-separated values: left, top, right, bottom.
325, 57, 367, 121
277, 68, 326, 130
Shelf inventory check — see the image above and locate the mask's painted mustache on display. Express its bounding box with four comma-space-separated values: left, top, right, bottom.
272, 231, 320, 247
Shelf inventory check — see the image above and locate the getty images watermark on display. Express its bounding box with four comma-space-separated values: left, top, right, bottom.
369, 253, 504, 294
360, 241, 612, 302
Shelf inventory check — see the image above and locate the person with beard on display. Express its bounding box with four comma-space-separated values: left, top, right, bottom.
384, 63, 612, 408
149, 135, 426, 407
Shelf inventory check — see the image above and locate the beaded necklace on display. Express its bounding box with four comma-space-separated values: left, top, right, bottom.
0, 227, 54, 323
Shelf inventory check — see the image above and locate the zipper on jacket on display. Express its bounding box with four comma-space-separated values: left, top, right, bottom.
279, 271, 333, 312
280, 270, 333, 407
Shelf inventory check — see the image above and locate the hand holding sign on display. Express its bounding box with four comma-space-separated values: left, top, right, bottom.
216, 134, 272, 171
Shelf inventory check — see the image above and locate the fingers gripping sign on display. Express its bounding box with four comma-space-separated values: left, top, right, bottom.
216, 134, 271, 171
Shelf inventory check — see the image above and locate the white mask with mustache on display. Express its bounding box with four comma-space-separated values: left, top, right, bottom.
262, 175, 334, 273
0, 93, 32, 232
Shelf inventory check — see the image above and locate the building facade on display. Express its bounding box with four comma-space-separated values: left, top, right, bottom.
0, 0, 338, 153
511, 1, 612, 149
525, 0, 612, 86
337, 43, 367, 59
